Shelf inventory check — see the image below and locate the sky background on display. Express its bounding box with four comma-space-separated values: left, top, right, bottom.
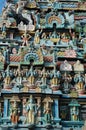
0, 0, 6, 14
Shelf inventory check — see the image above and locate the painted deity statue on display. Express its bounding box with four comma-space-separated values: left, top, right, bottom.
0, 51, 5, 63
22, 98, 27, 117
1, 23, 6, 38
62, 73, 72, 94
26, 95, 36, 124
74, 72, 85, 90
51, 65, 61, 91
15, 69, 22, 86
69, 99, 80, 121
4, 68, 11, 89
27, 66, 35, 89
43, 97, 53, 124
41, 68, 47, 85
60, 60, 72, 71
34, 29, 42, 44
10, 99, 20, 124
21, 26, 31, 46
70, 106, 79, 121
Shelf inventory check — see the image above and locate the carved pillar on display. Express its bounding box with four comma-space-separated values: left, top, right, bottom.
54, 98, 61, 124
3, 98, 8, 117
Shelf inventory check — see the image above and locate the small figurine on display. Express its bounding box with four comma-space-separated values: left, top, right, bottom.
62, 73, 72, 94
4, 68, 11, 89
69, 99, 80, 121
0, 51, 5, 63
74, 73, 85, 90
60, 60, 72, 71
22, 98, 27, 117
3, 47, 10, 65
34, 29, 42, 44
21, 31, 31, 46
1, 23, 6, 38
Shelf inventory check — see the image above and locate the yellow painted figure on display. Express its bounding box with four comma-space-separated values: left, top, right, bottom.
34, 29, 42, 44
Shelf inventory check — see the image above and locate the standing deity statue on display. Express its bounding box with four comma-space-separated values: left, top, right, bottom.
10, 96, 20, 124
34, 29, 42, 44
62, 73, 72, 94
26, 95, 36, 124
43, 97, 53, 124
16, 71, 22, 85
4, 68, 11, 89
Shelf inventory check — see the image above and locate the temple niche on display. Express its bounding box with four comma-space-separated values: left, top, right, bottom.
0, 0, 86, 130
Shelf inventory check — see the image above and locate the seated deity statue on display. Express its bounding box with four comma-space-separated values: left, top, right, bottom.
60, 60, 72, 71
73, 60, 84, 72
74, 72, 85, 90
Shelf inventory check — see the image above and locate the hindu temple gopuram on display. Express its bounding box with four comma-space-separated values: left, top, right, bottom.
0, 0, 86, 130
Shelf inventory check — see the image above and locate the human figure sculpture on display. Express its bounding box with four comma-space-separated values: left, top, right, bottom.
41, 68, 47, 85
21, 30, 31, 46
10, 101, 20, 124
27, 68, 35, 86
1, 23, 6, 38
4, 68, 11, 88
0, 51, 5, 63
74, 72, 85, 90
26, 95, 36, 124
62, 73, 72, 94
60, 60, 72, 71
22, 98, 27, 117
34, 29, 42, 44
15, 70, 22, 85
43, 97, 53, 124
70, 106, 79, 121
3, 47, 10, 65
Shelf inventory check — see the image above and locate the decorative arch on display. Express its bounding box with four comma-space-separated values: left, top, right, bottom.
24, 53, 39, 63
24, 49, 43, 65
48, 16, 62, 24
